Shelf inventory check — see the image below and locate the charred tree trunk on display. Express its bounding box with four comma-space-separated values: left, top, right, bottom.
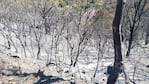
126, 27, 133, 57
126, 0, 146, 57
107, 0, 124, 84
145, 26, 149, 45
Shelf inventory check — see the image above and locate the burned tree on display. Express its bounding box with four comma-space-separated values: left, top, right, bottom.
107, 0, 124, 84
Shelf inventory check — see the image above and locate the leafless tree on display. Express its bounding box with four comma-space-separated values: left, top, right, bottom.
107, 0, 124, 84
122, 0, 147, 57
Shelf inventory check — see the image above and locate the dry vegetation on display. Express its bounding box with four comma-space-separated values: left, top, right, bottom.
0, 0, 149, 84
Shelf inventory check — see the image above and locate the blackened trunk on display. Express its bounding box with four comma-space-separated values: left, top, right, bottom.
107, 0, 124, 84
145, 33, 149, 45
126, 27, 133, 57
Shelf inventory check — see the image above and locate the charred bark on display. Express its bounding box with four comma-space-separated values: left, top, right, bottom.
107, 0, 124, 84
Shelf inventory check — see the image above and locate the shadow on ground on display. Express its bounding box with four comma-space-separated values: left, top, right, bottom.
33, 69, 65, 84
1, 68, 65, 84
